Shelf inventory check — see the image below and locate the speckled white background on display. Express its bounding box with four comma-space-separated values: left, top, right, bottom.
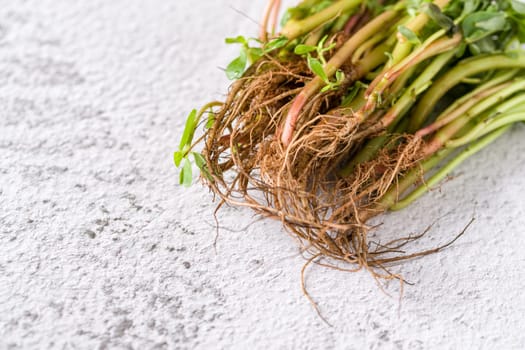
1, 1, 524, 349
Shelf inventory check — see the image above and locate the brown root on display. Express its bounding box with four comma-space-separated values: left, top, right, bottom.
200, 52, 451, 279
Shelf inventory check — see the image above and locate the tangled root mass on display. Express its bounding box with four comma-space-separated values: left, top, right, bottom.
202, 53, 433, 274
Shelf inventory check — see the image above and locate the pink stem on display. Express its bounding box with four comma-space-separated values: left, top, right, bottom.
280, 9, 399, 146
343, 13, 361, 35
415, 83, 510, 138
270, 0, 281, 36
280, 91, 309, 145
260, 0, 276, 42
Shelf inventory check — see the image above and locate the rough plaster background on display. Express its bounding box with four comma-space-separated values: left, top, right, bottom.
0, 0, 524, 349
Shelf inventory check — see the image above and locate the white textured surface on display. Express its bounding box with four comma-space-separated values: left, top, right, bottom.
1, 1, 525, 349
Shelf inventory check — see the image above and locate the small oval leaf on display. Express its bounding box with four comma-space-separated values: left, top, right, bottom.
294, 44, 317, 55
225, 50, 247, 80
398, 25, 421, 45
307, 55, 328, 83
265, 36, 288, 52
179, 109, 197, 150
181, 158, 193, 187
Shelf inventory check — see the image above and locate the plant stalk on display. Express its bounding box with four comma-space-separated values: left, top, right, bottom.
390, 126, 510, 210
281, 0, 362, 40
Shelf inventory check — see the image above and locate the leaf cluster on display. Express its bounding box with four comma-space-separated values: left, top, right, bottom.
458, 0, 525, 54
404, 0, 525, 54
224, 36, 288, 80
294, 35, 345, 92
173, 110, 212, 187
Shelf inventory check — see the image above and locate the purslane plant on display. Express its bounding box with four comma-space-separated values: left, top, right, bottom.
175, 0, 525, 275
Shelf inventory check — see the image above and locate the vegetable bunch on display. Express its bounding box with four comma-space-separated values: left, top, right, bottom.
175, 0, 525, 273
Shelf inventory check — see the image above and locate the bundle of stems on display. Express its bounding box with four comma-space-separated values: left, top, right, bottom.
175, 0, 525, 275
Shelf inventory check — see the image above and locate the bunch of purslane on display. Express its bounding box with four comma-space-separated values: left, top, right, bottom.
175, 0, 525, 275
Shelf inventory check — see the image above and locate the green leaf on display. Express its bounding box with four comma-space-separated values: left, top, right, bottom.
317, 37, 336, 56
511, 0, 525, 15
249, 37, 263, 45
225, 50, 247, 80
341, 89, 359, 106
456, 42, 467, 57
179, 109, 197, 151
509, 12, 525, 42
406, 0, 429, 17
469, 36, 497, 55
366, 0, 385, 15
180, 158, 193, 187
462, 12, 509, 43
192, 152, 206, 169
407, 8, 417, 17
424, 3, 456, 33
320, 84, 332, 93
341, 81, 367, 107
307, 55, 328, 83
205, 113, 215, 129
174, 151, 184, 167
192, 152, 213, 181
247, 47, 263, 63
317, 35, 329, 50
294, 44, 317, 55
225, 36, 247, 45
264, 36, 288, 52
476, 14, 508, 31
398, 25, 421, 45
335, 70, 345, 83
461, 0, 481, 17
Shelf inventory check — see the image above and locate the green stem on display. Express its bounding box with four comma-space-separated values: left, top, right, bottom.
281, 9, 399, 145
389, 65, 416, 96
352, 29, 393, 63
422, 79, 525, 156
305, 27, 325, 46
338, 118, 409, 177
416, 70, 520, 137
359, 31, 461, 119
197, 101, 223, 123
281, 0, 362, 40
388, 0, 451, 67
338, 50, 456, 176
353, 41, 393, 77
374, 148, 454, 211
343, 88, 366, 110
380, 50, 457, 128
446, 108, 525, 148
484, 92, 525, 117
390, 126, 510, 210
332, 11, 352, 33
434, 69, 520, 124
324, 9, 399, 77
408, 53, 525, 132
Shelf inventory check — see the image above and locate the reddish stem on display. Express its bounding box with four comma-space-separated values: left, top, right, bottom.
270, 0, 281, 36
260, 0, 277, 42
415, 83, 511, 138
280, 91, 309, 146
362, 32, 462, 117
280, 9, 399, 146
343, 12, 362, 35
352, 9, 371, 33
